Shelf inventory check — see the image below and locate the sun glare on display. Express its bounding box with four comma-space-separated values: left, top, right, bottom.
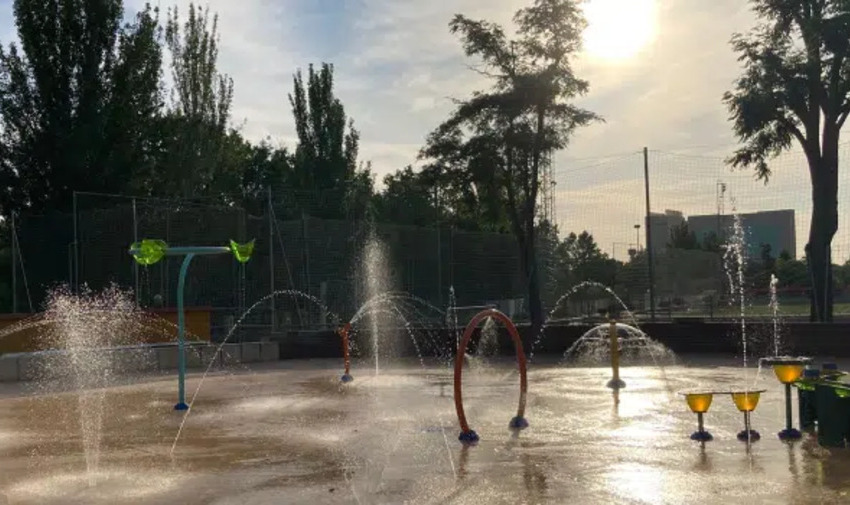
582, 0, 657, 62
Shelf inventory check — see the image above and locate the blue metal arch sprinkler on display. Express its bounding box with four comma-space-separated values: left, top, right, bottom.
129, 238, 254, 410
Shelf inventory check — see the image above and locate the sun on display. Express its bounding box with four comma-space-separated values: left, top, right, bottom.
582, 0, 657, 62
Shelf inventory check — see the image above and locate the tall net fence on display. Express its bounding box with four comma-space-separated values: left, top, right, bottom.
13, 193, 526, 336
556, 143, 850, 317
14, 143, 850, 327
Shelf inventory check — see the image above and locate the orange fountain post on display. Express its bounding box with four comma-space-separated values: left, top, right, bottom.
606, 320, 626, 390
338, 322, 353, 383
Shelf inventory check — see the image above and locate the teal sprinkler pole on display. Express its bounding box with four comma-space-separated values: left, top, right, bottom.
129, 239, 254, 411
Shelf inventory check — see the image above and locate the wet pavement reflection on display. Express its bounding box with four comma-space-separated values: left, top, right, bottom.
0, 357, 849, 504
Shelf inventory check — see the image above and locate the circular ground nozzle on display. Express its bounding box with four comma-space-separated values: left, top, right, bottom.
458, 430, 480, 445
174, 402, 189, 411
509, 416, 529, 430
341, 373, 354, 383
690, 431, 713, 442
606, 378, 626, 390
778, 428, 803, 441
737, 429, 761, 442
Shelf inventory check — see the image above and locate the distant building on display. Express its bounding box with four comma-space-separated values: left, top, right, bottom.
646, 210, 685, 254
687, 209, 796, 259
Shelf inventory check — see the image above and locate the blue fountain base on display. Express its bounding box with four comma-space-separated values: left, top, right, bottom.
606, 378, 626, 390
778, 428, 803, 441
341, 374, 354, 383
737, 429, 761, 442
459, 430, 479, 445
174, 402, 189, 411
509, 416, 529, 430
690, 430, 713, 442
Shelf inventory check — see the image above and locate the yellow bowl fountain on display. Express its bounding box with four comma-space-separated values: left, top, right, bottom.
680, 391, 718, 442
730, 390, 765, 442
761, 357, 811, 440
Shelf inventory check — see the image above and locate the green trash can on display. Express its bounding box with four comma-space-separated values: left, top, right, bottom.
815, 382, 850, 448
797, 368, 820, 431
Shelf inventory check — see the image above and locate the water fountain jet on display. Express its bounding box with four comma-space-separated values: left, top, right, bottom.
682, 391, 715, 442
730, 390, 764, 442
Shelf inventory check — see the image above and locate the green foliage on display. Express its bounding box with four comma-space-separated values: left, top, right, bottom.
724, 0, 850, 321
0, 1, 163, 215
556, 231, 619, 287
373, 166, 439, 227
155, 3, 234, 198
667, 222, 699, 250
228, 139, 294, 215
289, 63, 369, 219
422, 0, 599, 330
701, 231, 723, 254
776, 256, 808, 287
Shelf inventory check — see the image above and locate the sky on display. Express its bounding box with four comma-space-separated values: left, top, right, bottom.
0, 0, 845, 261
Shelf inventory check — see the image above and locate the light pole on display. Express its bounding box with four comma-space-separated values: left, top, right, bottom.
129, 238, 254, 410
634, 224, 641, 251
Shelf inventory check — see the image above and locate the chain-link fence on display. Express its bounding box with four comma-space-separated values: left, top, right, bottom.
12, 143, 850, 328
12, 192, 528, 336
557, 144, 850, 318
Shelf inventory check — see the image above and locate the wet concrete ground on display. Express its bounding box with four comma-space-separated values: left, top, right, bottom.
1, 356, 849, 504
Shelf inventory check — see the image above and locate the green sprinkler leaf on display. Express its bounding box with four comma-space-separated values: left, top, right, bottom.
130, 239, 168, 265
229, 239, 255, 263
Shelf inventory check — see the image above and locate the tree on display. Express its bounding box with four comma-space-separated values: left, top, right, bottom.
374, 166, 441, 226
701, 231, 723, 254
288, 63, 364, 219
668, 222, 699, 249
723, 0, 850, 322
551, 231, 620, 314
421, 0, 599, 336
558, 231, 618, 286
230, 139, 293, 215
760, 243, 776, 270
154, 3, 234, 198
343, 163, 375, 221
0, 1, 163, 215
105, 6, 165, 194
777, 255, 809, 287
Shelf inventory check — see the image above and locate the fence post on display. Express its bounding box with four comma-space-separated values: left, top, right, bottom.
437, 223, 443, 307
11, 212, 17, 313
73, 191, 79, 294
643, 147, 657, 322
132, 198, 139, 307
302, 212, 312, 318
268, 187, 275, 332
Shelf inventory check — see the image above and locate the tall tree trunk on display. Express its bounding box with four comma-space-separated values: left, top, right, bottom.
526, 245, 544, 338
525, 106, 545, 341
518, 233, 544, 342
806, 151, 838, 322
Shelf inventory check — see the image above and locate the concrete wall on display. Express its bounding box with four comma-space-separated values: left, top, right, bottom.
0, 308, 213, 354
330, 320, 850, 361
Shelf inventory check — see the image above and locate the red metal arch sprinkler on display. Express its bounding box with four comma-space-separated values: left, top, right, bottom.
338, 322, 354, 383
454, 309, 529, 444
